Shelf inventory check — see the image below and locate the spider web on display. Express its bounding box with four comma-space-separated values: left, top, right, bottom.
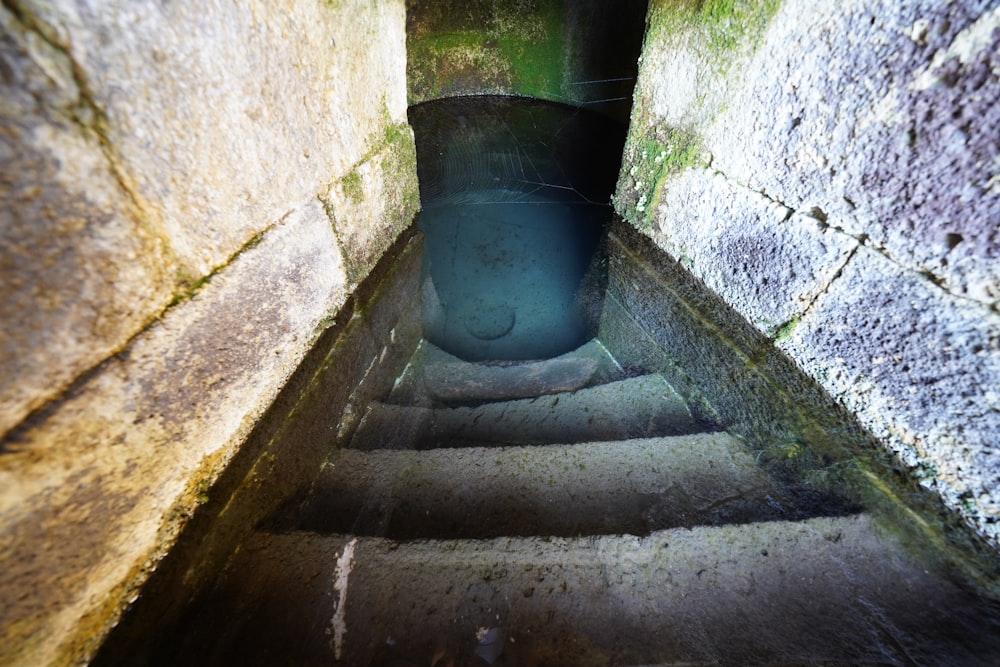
412, 96, 624, 209
408, 96, 625, 361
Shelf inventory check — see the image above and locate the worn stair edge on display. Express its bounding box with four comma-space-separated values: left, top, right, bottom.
425, 356, 601, 404
282, 433, 790, 538
352, 374, 706, 450
385, 338, 460, 407
160, 515, 1000, 666
347, 403, 433, 451
388, 338, 627, 407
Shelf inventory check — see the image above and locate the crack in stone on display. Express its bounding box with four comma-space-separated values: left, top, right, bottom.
319, 194, 353, 287
1, 0, 179, 271
770, 244, 860, 342
0, 213, 285, 447
705, 167, 994, 312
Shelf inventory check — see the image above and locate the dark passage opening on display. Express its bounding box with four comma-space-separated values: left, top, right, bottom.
409, 96, 626, 361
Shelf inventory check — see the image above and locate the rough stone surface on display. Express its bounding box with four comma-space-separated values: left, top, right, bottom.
600, 223, 862, 465
405, 0, 647, 121
90, 231, 425, 667
618, 0, 1000, 549
14, 0, 409, 277
286, 434, 784, 539
352, 374, 704, 450
148, 516, 1000, 666
0, 0, 414, 441
424, 357, 600, 403
649, 168, 858, 337
704, 2, 999, 306
414, 337, 626, 406
778, 246, 1000, 541
1, 1, 418, 663
321, 126, 420, 286
0, 6, 177, 437
0, 204, 347, 667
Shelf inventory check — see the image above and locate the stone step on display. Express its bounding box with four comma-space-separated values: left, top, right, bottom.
161, 515, 1000, 666
282, 433, 788, 538
350, 374, 705, 450
388, 338, 626, 407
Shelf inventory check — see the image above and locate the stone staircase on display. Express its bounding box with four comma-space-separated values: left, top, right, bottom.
161, 339, 1000, 666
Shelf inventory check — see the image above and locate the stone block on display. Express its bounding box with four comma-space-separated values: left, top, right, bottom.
778, 246, 1000, 545
1, 0, 414, 439
623, 0, 1000, 552
322, 127, 421, 285
649, 168, 858, 337
12, 0, 409, 277
601, 224, 855, 461
0, 201, 347, 667
90, 229, 425, 667
0, 8, 177, 437
702, 1, 999, 305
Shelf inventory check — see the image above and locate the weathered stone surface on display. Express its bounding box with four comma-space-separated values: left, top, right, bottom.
90, 231, 425, 667
406, 0, 646, 121
423, 356, 603, 404
406, 0, 566, 102
1, 1, 418, 664
648, 168, 858, 337
321, 126, 420, 285
0, 0, 415, 440
777, 246, 1000, 544
0, 203, 347, 667
12, 0, 409, 277
292, 434, 783, 538
619, 0, 1000, 550
351, 375, 703, 451
601, 222, 858, 463
0, 7, 177, 437
703, 2, 999, 305
145, 516, 1000, 666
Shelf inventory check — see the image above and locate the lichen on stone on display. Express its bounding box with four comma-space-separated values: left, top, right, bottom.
406, 0, 566, 103
616, 124, 704, 230
647, 0, 783, 69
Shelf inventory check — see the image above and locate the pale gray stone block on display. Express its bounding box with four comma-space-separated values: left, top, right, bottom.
649, 169, 857, 337
777, 246, 1000, 543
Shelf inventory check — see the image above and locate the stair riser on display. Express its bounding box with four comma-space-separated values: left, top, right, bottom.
174, 516, 1000, 666
351, 374, 706, 450
293, 435, 785, 538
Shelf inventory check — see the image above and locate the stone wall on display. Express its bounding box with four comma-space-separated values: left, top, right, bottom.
616, 0, 999, 549
0, 1, 418, 665
406, 0, 648, 122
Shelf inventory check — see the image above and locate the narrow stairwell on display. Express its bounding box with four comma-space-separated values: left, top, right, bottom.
163, 338, 1000, 666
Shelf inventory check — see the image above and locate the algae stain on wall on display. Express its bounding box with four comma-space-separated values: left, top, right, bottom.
615, 0, 783, 230
406, 0, 567, 104
646, 0, 783, 69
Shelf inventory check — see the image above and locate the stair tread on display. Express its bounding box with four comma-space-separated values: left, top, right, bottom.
388, 338, 626, 407
167, 514, 1000, 666
283, 433, 788, 538
424, 356, 600, 403
351, 374, 704, 450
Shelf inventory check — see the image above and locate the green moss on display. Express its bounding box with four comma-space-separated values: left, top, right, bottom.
340, 169, 364, 205
615, 1, 785, 229
499, 0, 565, 96
325, 110, 420, 284
407, 0, 566, 103
772, 314, 800, 342
167, 227, 269, 309
616, 125, 704, 230
648, 0, 783, 71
